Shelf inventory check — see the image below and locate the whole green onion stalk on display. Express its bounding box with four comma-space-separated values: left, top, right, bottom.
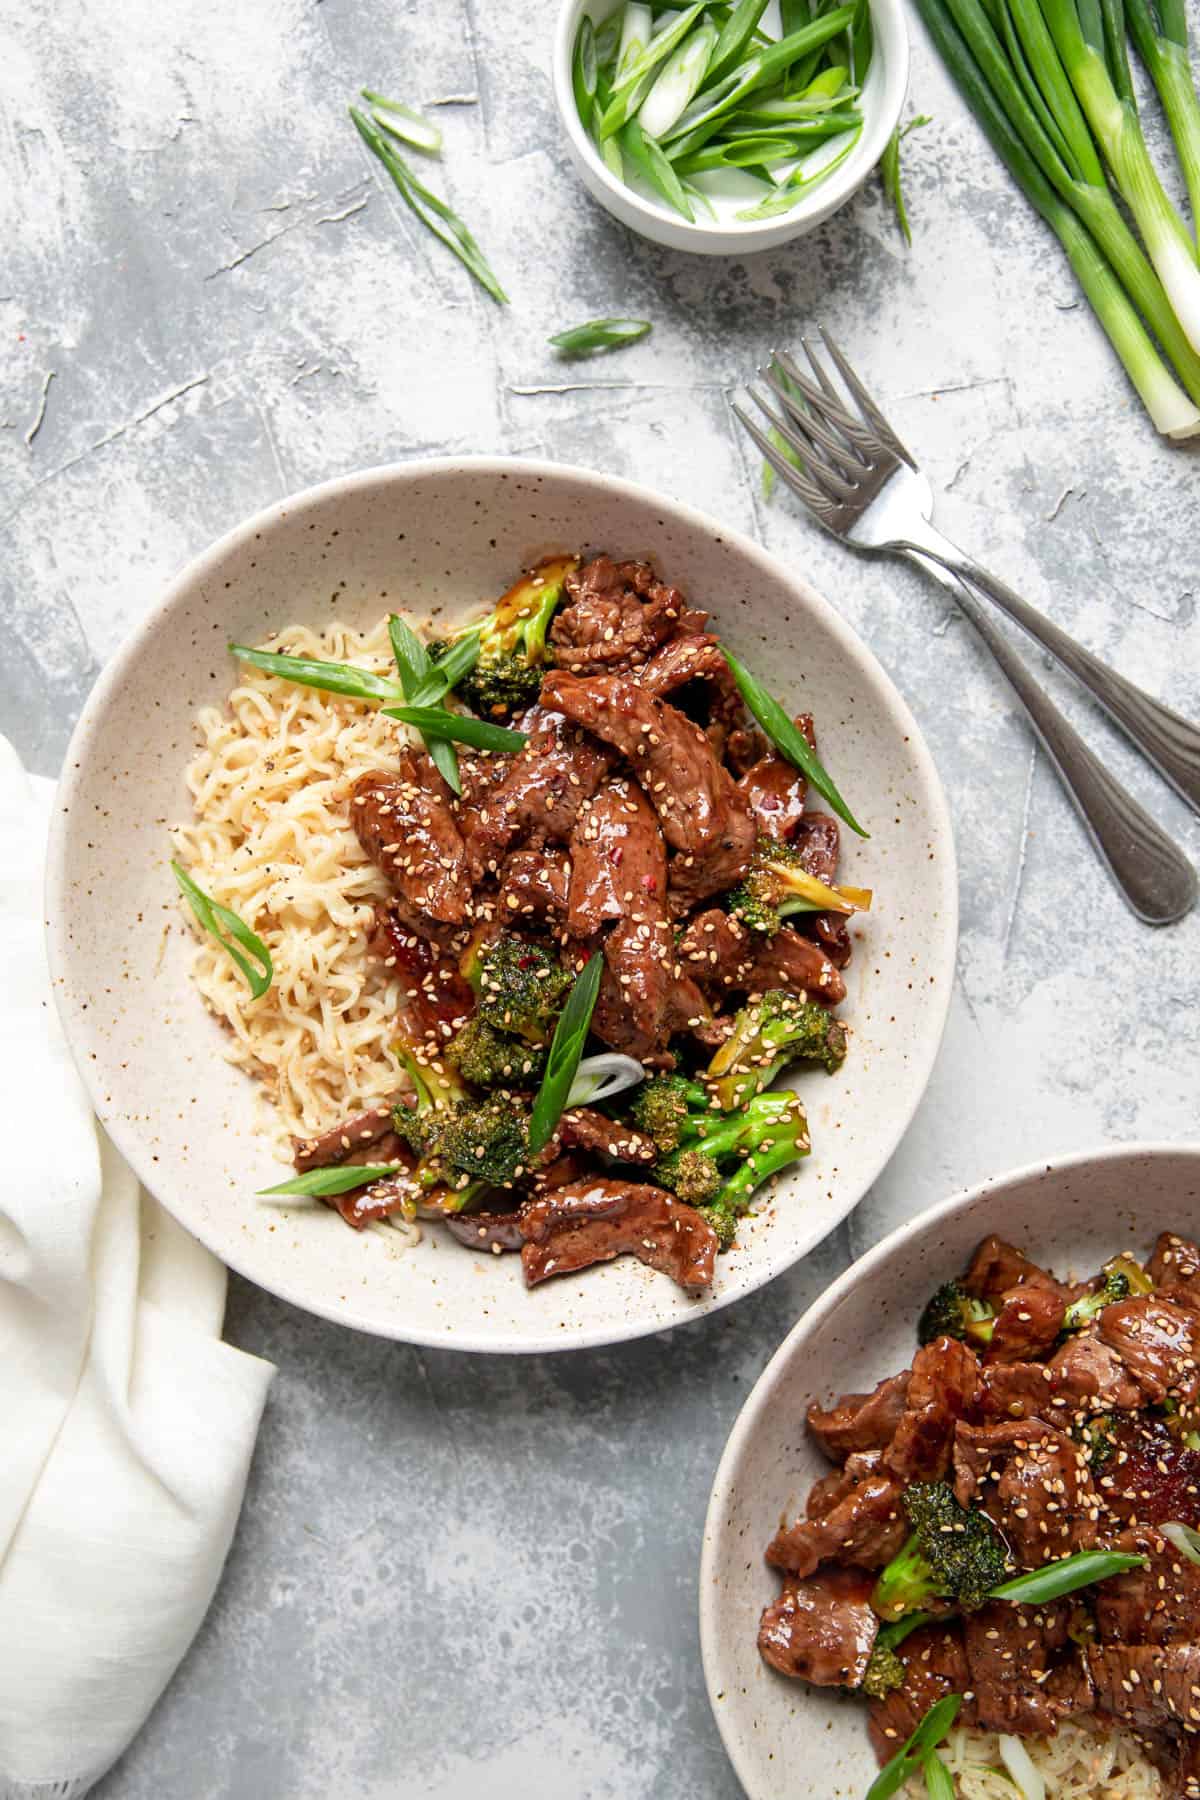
1124, 0, 1200, 243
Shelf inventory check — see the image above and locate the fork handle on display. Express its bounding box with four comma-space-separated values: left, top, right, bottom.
904, 550, 1196, 925
900, 524, 1200, 816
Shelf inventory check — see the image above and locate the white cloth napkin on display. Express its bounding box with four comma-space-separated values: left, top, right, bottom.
0, 737, 276, 1800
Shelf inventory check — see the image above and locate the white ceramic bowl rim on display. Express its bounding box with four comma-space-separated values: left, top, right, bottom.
552, 0, 911, 245
699, 1138, 1200, 1793
47, 453, 956, 1353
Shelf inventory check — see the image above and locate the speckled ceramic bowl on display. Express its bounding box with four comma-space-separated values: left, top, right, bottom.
700, 1143, 1200, 1797
46, 456, 955, 1353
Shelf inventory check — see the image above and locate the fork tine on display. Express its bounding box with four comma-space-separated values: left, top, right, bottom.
762, 366, 872, 481
816, 329, 916, 469
748, 387, 860, 504
770, 349, 864, 443
731, 402, 839, 520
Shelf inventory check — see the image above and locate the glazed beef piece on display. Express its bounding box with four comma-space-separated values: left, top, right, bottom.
1098, 1296, 1200, 1405
636, 632, 744, 736
677, 908, 755, 998
806, 912, 853, 970
1094, 1526, 1200, 1643
554, 1107, 657, 1165
519, 1178, 717, 1290
445, 1210, 526, 1254
548, 555, 696, 676
986, 1283, 1069, 1364
1095, 1418, 1200, 1529
327, 1167, 418, 1230
807, 1450, 884, 1520
978, 1361, 1066, 1423
736, 751, 808, 840
766, 1471, 908, 1578
867, 1624, 973, 1761
1149, 1233, 1200, 1309
808, 1373, 911, 1463
459, 705, 615, 876
540, 671, 756, 910
1045, 1329, 1144, 1414
963, 1600, 1081, 1736
566, 778, 666, 938
885, 1337, 981, 1483
953, 1418, 1099, 1564
293, 1106, 397, 1173
792, 813, 840, 884
497, 849, 570, 927
758, 1567, 879, 1686
368, 908, 475, 1044
351, 756, 469, 932
675, 909, 846, 1007
1087, 1644, 1200, 1735
591, 912, 677, 1062
962, 1235, 1069, 1302
749, 928, 847, 1007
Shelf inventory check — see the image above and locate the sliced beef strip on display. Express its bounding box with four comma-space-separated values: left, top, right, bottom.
885, 1337, 982, 1484
1150, 1233, 1200, 1309
726, 727, 768, 776
963, 1600, 1079, 1736
1045, 1328, 1145, 1414
519, 1178, 717, 1291
805, 912, 853, 970
806, 1450, 884, 1522
566, 777, 667, 938
293, 1106, 396, 1172
1095, 1417, 1200, 1529
554, 1107, 657, 1165
548, 555, 696, 676
1094, 1527, 1200, 1645
368, 908, 475, 1046
677, 908, 756, 999
766, 1472, 908, 1577
1098, 1296, 1200, 1405
808, 1373, 911, 1463
1087, 1644, 1200, 1736
867, 1624, 974, 1762
497, 849, 570, 927
591, 912, 677, 1061
458, 705, 615, 876
749, 928, 847, 1007
1140, 1730, 1200, 1800
636, 632, 744, 735
986, 1283, 1069, 1364
445, 1210, 525, 1254
351, 756, 469, 928
539, 672, 756, 910
978, 1361, 1068, 1424
962, 1235, 1070, 1302
758, 1567, 879, 1686
792, 813, 840, 884
736, 752, 808, 841
953, 1418, 1099, 1565
327, 1165, 419, 1231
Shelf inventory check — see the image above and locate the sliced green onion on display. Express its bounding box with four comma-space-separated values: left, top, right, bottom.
617, 2, 655, 82
381, 704, 528, 751
881, 114, 932, 244
422, 629, 482, 700
998, 1734, 1046, 1800
566, 1052, 646, 1107
259, 1165, 400, 1198
922, 1753, 956, 1800
735, 124, 862, 216
229, 642, 404, 703
707, 0, 772, 83
362, 89, 442, 154
619, 116, 695, 216
722, 647, 867, 834
676, 121, 856, 173
386, 616, 461, 794
600, 1, 708, 136
573, 15, 600, 132
548, 318, 653, 356
637, 20, 719, 137
388, 614, 432, 693
171, 861, 273, 999
1161, 1521, 1200, 1564
349, 106, 508, 305
661, 7, 856, 149
528, 952, 605, 1155
866, 1696, 963, 1800
991, 1548, 1147, 1604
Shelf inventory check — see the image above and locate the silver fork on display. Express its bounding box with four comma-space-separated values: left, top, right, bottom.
734, 333, 1199, 927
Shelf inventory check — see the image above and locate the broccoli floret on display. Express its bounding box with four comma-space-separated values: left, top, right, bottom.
1063, 1268, 1131, 1332
871, 1482, 1011, 1621
628, 1073, 712, 1153
1074, 1414, 1119, 1471
860, 1613, 935, 1699
433, 555, 578, 719
391, 1044, 466, 1158
463, 932, 573, 1044
652, 1091, 811, 1247
706, 990, 848, 1109
724, 836, 870, 937
392, 1044, 529, 1193
918, 1280, 996, 1348
448, 1017, 546, 1089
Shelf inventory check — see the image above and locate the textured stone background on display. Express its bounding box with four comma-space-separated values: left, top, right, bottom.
4, 0, 1199, 1794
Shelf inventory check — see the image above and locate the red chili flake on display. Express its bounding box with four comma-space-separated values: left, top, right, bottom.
610, 846, 624, 865
518, 953, 537, 969
641, 875, 657, 891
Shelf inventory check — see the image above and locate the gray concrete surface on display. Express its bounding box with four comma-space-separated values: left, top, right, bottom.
4, 0, 1199, 1794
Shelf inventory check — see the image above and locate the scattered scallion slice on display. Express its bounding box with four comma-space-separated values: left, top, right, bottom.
381, 703, 528, 751
548, 317, 654, 357
990, 1547, 1147, 1604
229, 642, 404, 704
386, 615, 464, 794
171, 862, 273, 999
1161, 1521, 1200, 1564
528, 951, 605, 1156
349, 105, 508, 305
922, 1752, 956, 1800
998, 1734, 1047, 1800
362, 89, 442, 154
866, 1695, 962, 1800
881, 114, 932, 244
722, 647, 868, 835
259, 1165, 401, 1198
566, 1052, 646, 1107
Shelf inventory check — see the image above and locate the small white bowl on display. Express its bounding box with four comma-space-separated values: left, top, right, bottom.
45, 456, 954, 1354
552, 0, 910, 255
700, 1142, 1200, 1798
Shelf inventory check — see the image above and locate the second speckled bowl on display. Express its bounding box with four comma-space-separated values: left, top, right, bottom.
45, 457, 955, 1352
